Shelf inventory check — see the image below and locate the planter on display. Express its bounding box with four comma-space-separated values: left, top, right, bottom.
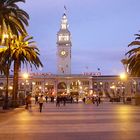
135, 94, 140, 105
10, 100, 20, 108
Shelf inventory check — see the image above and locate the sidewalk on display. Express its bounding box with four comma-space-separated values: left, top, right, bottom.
0, 103, 140, 140
0, 106, 25, 124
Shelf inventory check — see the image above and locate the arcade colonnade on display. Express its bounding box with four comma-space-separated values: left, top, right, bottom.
0, 74, 139, 99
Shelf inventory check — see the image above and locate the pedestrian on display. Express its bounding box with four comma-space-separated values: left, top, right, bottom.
38, 95, 44, 112
98, 96, 101, 104
76, 96, 79, 103
35, 93, 39, 104
25, 94, 32, 110
92, 97, 94, 104
51, 96, 54, 103
56, 96, 60, 107
45, 95, 48, 103
63, 96, 66, 106
95, 96, 99, 106
82, 97, 86, 104
70, 96, 73, 103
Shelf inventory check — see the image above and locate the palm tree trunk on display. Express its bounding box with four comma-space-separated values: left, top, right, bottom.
3, 64, 9, 109
12, 59, 19, 107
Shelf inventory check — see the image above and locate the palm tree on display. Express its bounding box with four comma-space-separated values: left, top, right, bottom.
0, 46, 13, 109
0, 35, 43, 106
11, 35, 43, 101
126, 33, 140, 76
126, 33, 140, 105
0, 0, 29, 43
0, 0, 30, 108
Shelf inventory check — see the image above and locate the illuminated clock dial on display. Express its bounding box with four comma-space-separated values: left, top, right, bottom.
60, 50, 68, 57
61, 51, 66, 55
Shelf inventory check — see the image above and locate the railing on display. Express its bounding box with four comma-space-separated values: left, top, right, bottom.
0, 99, 25, 108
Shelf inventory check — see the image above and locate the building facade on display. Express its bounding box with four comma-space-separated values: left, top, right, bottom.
0, 74, 139, 100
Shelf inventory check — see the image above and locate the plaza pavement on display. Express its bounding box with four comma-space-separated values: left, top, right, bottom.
0, 101, 140, 140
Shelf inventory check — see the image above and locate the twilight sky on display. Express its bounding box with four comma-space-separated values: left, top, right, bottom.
20, 0, 140, 75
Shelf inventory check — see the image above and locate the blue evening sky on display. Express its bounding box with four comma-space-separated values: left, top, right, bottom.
20, 0, 140, 75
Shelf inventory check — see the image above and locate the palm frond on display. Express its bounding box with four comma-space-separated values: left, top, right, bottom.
128, 41, 140, 47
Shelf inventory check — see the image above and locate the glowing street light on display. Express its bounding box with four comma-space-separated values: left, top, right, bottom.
110, 85, 115, 89
120, 73, 127, 80
120, 73, 128, 104
23, 73, 29, 80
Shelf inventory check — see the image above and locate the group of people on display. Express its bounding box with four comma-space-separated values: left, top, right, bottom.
25, 94, 44, 112
56, 96, 67, 107
94, 96, 101, 106
25, 94, 102, 112
82, 96, 101, 106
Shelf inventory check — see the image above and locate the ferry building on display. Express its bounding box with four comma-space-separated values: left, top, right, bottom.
0, 12, 140, 100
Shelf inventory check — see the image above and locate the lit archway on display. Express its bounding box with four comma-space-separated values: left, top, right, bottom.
57, 82, 67, 89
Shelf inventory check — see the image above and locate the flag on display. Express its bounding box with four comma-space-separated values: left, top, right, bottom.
64, 5, 67, 10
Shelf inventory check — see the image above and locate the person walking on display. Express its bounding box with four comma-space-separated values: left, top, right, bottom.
38, 95, 44, 112
56, 96, 60, 107
45, 95, 48, 103
35, 93, 39, 104
25, 94, 32, 110
95, 96, 99, 106
63, 96, 66, 106
76, 96, 79, 103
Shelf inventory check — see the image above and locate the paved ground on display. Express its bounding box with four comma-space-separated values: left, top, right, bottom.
0, 102, 140, 140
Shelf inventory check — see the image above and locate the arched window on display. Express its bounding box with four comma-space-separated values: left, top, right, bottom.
57, 82, 67, 89
70, 82, 79, 90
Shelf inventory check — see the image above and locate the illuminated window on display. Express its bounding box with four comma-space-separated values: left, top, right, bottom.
62, 24, 66, 29
59, 35, 69, 41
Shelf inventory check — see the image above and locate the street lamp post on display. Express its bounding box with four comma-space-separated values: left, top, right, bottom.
120, 73, 128, 104
121, 59, 140, 105
23, 73, 29, 96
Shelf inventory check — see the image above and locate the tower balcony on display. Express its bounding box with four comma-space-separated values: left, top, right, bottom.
57, 40, 72, 46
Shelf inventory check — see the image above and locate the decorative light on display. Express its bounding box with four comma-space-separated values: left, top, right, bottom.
32, 82, 35, 85
120, 73, 127, 80
23, 73, 29, 79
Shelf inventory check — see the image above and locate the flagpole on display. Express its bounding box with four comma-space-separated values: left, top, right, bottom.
64, 5, 67, 14
97, 68, 100, 96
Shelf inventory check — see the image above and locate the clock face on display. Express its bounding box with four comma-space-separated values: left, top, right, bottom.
60, 50, 68, 57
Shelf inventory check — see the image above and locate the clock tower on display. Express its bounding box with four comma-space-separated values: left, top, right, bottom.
57, 13, 72, 75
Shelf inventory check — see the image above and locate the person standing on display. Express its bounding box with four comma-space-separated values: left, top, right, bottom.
38, 95, 44, 112
83, 97, 86, 104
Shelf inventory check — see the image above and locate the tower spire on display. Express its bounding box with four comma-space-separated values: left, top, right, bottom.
60, 8, 68, 30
